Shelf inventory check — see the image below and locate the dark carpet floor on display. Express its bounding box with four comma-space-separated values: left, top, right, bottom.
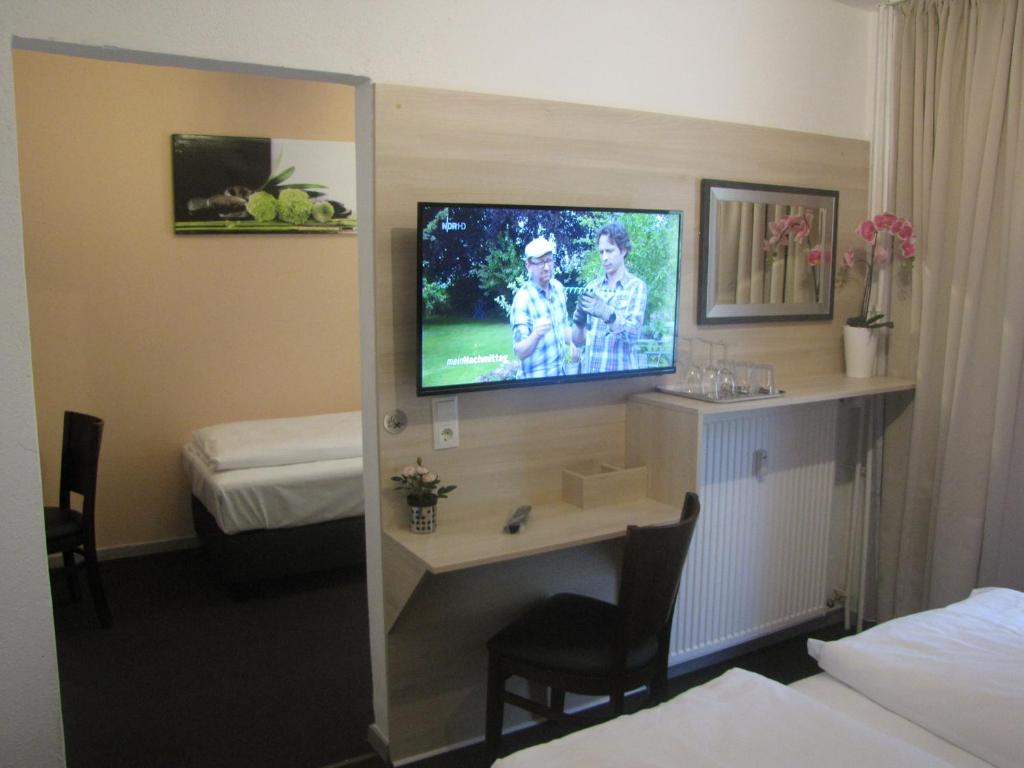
52, 550, 849, 768
51, 549, 373, 768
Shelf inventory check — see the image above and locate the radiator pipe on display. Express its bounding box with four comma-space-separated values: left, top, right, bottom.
844, 397, 866, 631
857, 398, 876, 633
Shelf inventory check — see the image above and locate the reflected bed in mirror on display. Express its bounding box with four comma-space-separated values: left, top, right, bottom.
698, 179, 838, 324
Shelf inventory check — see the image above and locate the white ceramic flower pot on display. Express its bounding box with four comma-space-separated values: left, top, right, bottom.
409, 504, 437, 534
843, 325, 878, 378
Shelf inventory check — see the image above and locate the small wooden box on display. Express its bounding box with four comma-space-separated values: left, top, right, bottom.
562, 462, 648, 509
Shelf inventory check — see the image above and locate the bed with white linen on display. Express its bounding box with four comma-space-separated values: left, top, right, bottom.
492, 587, 1024, 768
183, 412, 366, 583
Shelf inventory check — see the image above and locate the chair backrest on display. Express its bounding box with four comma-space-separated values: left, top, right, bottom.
617, 492, 700, 660
58, 411, 104, 518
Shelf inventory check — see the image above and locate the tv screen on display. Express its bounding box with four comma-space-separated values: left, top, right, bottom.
417, 203, 682, 395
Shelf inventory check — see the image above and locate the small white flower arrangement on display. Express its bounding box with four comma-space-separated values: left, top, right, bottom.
391, 457, 457, 507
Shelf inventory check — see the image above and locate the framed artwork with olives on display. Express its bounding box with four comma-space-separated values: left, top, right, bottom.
171, 133, 356, 234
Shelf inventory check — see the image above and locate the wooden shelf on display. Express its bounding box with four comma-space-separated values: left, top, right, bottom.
632, 374, 915, 417
384, 497, 679, 575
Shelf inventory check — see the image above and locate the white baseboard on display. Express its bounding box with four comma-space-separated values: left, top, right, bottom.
47, 536, 200, 568
366, 723, 389, 765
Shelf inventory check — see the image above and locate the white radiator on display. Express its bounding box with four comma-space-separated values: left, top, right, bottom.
670, 402, 837, 664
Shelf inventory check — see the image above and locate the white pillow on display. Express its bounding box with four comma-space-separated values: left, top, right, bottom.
812, 587, 1024, 768
190, 411, 362, 471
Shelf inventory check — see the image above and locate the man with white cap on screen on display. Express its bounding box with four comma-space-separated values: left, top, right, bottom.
511, 236, 578, 379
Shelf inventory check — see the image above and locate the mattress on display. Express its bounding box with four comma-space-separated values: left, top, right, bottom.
183, 443, 363, 534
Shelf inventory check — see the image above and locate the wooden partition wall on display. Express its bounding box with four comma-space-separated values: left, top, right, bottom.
371, 84, 869, 760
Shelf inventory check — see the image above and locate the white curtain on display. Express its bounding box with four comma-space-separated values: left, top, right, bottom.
878, 0, 1024, 616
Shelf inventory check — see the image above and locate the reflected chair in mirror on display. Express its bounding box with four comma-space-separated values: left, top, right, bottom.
44, 410, 111, 628
485, 492, 700, 755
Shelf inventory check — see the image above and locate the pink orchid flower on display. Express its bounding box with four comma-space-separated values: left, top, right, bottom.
402, 465, 417, 476
807, 247, 823, 266
843, 249, 856, 268
873, 213, 898, 230
790, 220, 811, 242
874, 246, 890, 265
900, 240, 917, 259
415, 465, 430, 475
892, 219, 914, 240
423, 473, 437, 483
857, 219, 877, 242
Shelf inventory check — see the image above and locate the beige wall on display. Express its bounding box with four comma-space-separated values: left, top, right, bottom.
14, 50, 360, 549
373, 84, 869, 760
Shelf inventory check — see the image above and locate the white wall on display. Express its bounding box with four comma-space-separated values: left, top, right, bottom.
0, 1, 875, 765
4, 0, 875, 138
0, 79, 65, 767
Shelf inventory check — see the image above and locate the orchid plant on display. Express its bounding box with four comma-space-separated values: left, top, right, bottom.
391, 457, 457, 507
841, 213, 917, 328
763, 211, 828, 302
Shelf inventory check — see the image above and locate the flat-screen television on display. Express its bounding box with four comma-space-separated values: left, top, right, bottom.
417, 203, 682, 395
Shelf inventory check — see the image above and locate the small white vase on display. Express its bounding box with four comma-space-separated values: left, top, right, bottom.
843, 325, 878, 378
409, 504, 437, 534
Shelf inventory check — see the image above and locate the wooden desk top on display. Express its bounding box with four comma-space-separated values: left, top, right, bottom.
383, 497, 680, 574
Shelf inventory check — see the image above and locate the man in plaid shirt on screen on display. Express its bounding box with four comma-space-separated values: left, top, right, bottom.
511, 236, 577, 379
572, 220, 648, 373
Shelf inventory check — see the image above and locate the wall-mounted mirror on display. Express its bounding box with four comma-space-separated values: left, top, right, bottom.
698, 179, 838, 324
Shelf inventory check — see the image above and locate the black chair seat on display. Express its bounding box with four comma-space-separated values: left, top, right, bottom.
488, 593, 658, 676
44, 506, 83, 544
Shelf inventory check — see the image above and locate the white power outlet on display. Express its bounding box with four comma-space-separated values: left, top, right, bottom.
432, 396, 459, 450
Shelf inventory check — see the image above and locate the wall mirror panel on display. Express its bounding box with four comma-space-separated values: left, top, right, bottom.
698, 179, 838, 324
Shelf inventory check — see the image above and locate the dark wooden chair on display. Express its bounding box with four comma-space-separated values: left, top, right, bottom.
485, 492, 700, 755
44, 411, 111, 628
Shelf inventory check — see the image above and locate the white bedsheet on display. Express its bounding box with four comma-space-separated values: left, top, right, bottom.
809, 588, 1024, 768
792, 674, 993, 768
190, 411, 362, 472
184, 443, 363, 534
492, 668, 956, 768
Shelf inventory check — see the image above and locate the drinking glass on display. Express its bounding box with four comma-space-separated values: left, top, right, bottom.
699, 338, 720, 398
750, 364, 776, 395
732, 360, 751, 396
680, 338, 703, 394
715, 342, 736, 399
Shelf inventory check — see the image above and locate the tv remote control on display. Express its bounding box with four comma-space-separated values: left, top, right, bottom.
503, 505, 532, 534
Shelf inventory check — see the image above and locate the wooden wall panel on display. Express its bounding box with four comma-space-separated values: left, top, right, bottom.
373, 84, 869, 761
